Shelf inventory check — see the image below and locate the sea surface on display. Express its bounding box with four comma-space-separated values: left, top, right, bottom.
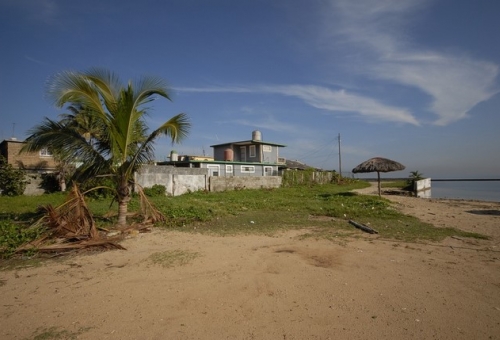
427, 180, 500, 202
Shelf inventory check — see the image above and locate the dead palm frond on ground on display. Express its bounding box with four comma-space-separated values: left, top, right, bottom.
17, 184, 125, 254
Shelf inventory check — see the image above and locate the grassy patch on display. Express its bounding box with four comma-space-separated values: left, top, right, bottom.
147, 250, 200, 268
0, 257, 46, 272
350, 215, 489, 242
381, 180, 410, 189
0, 220, 45, 259
29, 326, 91, 340
298, 225, 359, 245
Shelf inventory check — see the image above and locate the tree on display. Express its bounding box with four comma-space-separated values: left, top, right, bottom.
21, 68, 190, 226
409, 170, 424, 181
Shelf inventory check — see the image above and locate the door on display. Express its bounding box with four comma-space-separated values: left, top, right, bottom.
240, 146, 246, 162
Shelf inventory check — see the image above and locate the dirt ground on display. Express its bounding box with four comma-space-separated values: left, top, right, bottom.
1, 185, 500, 340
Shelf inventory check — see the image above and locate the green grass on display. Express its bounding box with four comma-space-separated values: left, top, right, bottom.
147, 249, 200, 268
0, 180, 489, 259
29, 326, 92, 340
381, 180, 410, 189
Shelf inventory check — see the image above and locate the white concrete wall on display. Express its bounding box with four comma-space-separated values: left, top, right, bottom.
209, 176, 282, 192
135, 165, 283, 196
414, 178, 431, 192
135, 165, 208, 196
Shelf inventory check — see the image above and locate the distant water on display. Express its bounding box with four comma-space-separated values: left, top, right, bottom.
428, 180, 500, 202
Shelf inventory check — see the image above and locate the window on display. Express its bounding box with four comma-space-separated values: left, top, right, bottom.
240, 165, 255, 173
249, 145, 256, 158
207, 165, 220, 176
226, 164, 233, 175
240, 146, 246, 162
39, 148, 52, 157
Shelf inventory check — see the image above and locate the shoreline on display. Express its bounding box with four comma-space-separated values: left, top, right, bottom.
356, 180, 500, 203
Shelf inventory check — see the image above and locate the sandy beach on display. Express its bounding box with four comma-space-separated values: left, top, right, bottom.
1, 185, 499, 340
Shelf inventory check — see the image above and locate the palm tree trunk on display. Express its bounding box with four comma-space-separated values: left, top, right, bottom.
377, 171, 381, 197
59, 175, 66, 192
117, 196, 129, 226
117, 181, 130, 226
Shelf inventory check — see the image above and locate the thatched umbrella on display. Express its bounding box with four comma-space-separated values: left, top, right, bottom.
352, 157, 405, 197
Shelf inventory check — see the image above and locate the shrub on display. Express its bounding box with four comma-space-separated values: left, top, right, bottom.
143, 184, 166, 197
40, 173, 60, 193
0, 156, 26, 196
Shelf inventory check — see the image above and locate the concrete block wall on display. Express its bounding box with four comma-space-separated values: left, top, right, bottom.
135, 165, 282, 196
209, 176, 282, 192
135, 165, 209, 196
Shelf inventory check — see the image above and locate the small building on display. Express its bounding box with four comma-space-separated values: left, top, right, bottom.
160, 131, 286, 177
0, 138, 57, 171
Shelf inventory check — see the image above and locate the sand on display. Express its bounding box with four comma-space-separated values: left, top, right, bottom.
1, 185, 499, 339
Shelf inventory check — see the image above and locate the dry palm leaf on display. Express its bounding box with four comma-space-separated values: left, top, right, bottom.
37, 184, 98, 239
136, 185, 166, 224
19, 184, 125, 254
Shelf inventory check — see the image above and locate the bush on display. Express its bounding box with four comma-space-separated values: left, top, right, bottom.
0, 156, 26, 196
143, 184, 166, 197
40, 173, 60, 193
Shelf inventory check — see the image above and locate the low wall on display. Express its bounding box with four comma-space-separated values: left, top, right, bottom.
413, 178, 431, 198
209, 176, 282, 192
414, 178, 431, 192
282, 171, 336, 186
135, 165, 208, 196
136, 165, 282, 196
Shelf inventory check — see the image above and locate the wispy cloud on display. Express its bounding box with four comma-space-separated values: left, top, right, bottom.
373, 52, 498, 125
176, 84, 419, 125
325, 0, 499, 125
229, 116, 304, 134
260, 85, 419, 125
2, 0, 59, 25
24, 55, 52, 67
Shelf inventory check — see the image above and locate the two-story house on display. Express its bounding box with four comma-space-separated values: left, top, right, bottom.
163, 131, 286, 177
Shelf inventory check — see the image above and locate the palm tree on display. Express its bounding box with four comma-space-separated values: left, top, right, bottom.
408, 170, 424, 181
407, 170, 425, 189
22, 68, 190, 226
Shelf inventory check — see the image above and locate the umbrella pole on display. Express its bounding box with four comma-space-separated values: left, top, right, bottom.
377, 172, 381, 197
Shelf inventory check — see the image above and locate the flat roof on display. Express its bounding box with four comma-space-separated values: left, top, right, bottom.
210, 140, 286, 148
158, 160, 283, 166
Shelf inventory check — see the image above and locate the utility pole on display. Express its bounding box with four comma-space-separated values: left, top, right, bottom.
338, 133, 342, 177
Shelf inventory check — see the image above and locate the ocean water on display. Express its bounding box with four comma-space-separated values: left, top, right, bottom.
428, 180, 500, 202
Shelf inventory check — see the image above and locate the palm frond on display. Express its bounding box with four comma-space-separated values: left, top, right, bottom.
132, 76, 171, 104
82, 68, 121, 114
154, 112, 191, 143
46, 71, 105, 115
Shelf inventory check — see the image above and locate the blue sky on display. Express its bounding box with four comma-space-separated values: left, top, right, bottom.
1, 0, 499, 178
